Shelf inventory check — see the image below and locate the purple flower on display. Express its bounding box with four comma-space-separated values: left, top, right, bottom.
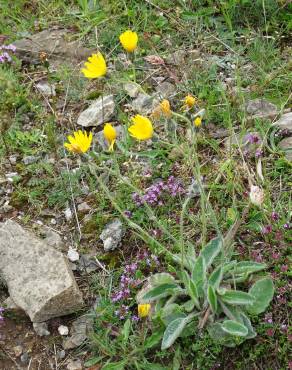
271, 212, 279, 221
283, 223, 290, 230
262, 225, 272, 234
124, 210, 132, 218
255, 148, 263, 158
247, 133, 260, 144
132, 315, 139, 322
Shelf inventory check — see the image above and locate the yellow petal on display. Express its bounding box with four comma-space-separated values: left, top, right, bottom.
119, 30, 138, 53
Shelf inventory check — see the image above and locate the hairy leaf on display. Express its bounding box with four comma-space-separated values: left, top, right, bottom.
220, 290, 255, 305
230, 261, 267, 275
141, 283, 178, 302
247, 278, 274, 315
192, 255, 206, 297
221, 320, 248, 337
209, 266, 223, 290
161, 317, 188, 350
207, 285, 218, 313
200, 237, 223, 267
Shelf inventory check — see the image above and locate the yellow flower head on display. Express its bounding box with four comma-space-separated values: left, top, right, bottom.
81, 53, 107, 79
138, 303, 151, 318
160, 99, 171, 118
64, 130, 92, 154
128, 115, 154, 141
184, 94, 196, 109
119, 30, 138, 53
194, 117, 202, 127
103, 123, 117, 151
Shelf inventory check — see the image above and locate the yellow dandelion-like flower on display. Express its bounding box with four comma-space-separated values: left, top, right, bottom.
138, 303, 151, 318
81, 53, 107, 79
103, 123, 117, 151
128, 115, 154, 141
183, 94, 196, 109
119, 30, 138, 53
194, 117, 202, 127
160, 99, 171, 118
64, 130, 92, 154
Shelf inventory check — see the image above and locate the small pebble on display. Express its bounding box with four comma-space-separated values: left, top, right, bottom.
20, 352, 29, 364
58, 325, 69, 336
67, 248, 79, 262
13, 345, 23, 357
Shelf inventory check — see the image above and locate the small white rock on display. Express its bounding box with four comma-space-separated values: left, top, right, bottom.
64, 207, 73, 221
67, 248, 79, 262
58, 325, 69, 336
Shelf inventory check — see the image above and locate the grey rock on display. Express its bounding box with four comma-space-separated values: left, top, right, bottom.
78, 254, 98, 274
33, 322, 50, 336
278, 137, 292, 161
245, 99, 277, 116
20, 352, 29, 364
0, 220, 83, 322
66, 359, 83, 370
64, 207, 73, 221
155, 81, 176, 98
13, 29, 92, 68
166, 50, 186, 65
124, 82, 139, 98
36, 81, 56, 97
186, 178, 202, 198
3, 296, 22, 311
58, 325, 69, 336
77, 202, 91, 213
63, 315, 93, 350
57, 350, 66, 360
67, 248, 80, 262
40, 226, 64, 251
95, 124, 124, 151
23, 155, 38, 165
100, 219, 124, 252
273, 112, 292, 132
77, 95, 115, 127
131, 93, 159, 114
9, 155, 18, 165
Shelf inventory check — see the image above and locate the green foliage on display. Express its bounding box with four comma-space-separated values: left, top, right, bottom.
139, 234, 274, 349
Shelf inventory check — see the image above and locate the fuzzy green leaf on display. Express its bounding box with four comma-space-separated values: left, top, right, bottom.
220, 290, 255, 305
141, 283, 178, 302
240, 312, 257, 339
144, 329, 164, 349
221, 320, 248, 337
230, 261, 267, 275
161, 317, 188, 350
200, 236, 223, 267
149, 273, 177, 286
247, 278, 274, 315
191, 255, 206, 297
209, 266, 223, 290
207, 285, 218, 313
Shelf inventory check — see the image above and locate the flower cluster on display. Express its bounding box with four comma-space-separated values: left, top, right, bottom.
132, 176, 185, 207
0, 44, 16, 63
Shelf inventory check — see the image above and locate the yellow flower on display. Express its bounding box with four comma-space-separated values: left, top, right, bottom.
194, 117, 202, 127
183, 94, 196, 109
119, 30, 138, 53
64, 130, 92, 154
128, 115, 154, 140
138, 303, 151, 318
81, 53, 107, 79
160, 99, 171, 118
103, 123, 117, 151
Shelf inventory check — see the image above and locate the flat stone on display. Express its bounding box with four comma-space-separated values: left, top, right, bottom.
100, 219, 124, 252
63, 315, 93, 350
0, 220, 83, 322
124, 82, 139, 98
166, 50, 186, 65
77, 254, 98, 274
40, 226, 64, 251
33, 322, 50, 336
23, 155, 38, 165
66, 359, 83, 370
13, 29, 92, 68
131, 93, 159, 114
273, 112, 292, 132
245, 99, 277, 116
64, 207, 73, 221
155, 81, 176, 98
36, 81, 56, 97
77, 202, 91, 213
77, 95, 115, 127
278, 137, 292, 161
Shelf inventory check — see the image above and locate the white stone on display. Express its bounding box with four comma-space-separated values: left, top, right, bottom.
33, 322, 50, 336
273, 112, 292, 132
124, 82, 139, 97
0, 220, 83, 322
100, 219, 124, 252
67, 248, 79, 262
64, 207, 73, 221
36, 81, 56, 96
77, 95, 115, 127
58, 325, 69, 336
